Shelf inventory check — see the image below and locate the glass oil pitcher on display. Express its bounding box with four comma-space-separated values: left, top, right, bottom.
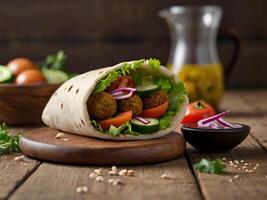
159, 6, 240, 109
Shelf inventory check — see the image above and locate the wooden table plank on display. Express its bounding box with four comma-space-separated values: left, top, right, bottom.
241, 90, 267, 114
0, 127, 41, 200
0, 153, 40, 200
186, 135, 267, 200
220, 90, 259, 116
8, 158, 202, 200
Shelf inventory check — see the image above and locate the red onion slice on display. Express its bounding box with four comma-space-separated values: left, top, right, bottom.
197, 110, 230, 127
114, 90, 134, 100
135, 116, 150, 124
110, 87, 136, 95
111, 91, 124, 96
217, 118, 236, 128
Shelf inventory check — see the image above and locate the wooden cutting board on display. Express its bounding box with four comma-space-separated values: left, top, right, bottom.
19, 127, 185, 165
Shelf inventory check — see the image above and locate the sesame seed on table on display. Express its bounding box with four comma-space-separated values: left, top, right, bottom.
1, 90, 267, 200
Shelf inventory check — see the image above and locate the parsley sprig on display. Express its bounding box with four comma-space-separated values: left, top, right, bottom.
0, 123, 21, 155
194, 159, 226, 174
39, 50, 67, 71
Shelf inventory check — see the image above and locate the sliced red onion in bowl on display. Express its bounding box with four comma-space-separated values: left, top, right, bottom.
135, 116, 150, 124
197, 110, 242, 129
197, 110, 230, 127
217, 118, 236, 128
210, 122, 225, 129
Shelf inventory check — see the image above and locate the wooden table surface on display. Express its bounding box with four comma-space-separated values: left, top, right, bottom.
1, 90, 267, 200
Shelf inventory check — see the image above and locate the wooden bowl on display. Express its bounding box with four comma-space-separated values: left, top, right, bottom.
0, 83, 60, 125
181, 123, 250, 152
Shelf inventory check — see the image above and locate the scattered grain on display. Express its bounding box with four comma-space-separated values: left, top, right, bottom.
161, 173, 172, 179
229, 178, 233, 182
55, 132, 65, 139
234, 160, 239, 164
222, 157, 227, 161
109, 170, 118, 176
108, 179, 115, 183
76, 186, 88, 193
233, 175, 239, 179
89, 173, 97, 179
127, 170, 135, 176
119, 169, 128, 176
94, 168, 104, 176
240, 160, 244, 163
14, 155, 25, 161
95, 176, 104, 182
111, 166, 118, 172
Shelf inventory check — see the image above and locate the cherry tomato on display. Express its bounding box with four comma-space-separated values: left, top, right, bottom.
15, 69, 47, 85
100, 111, 133, 130
7, 58, 37, 76
106, 76, 135, 92
181, 100, 216, 124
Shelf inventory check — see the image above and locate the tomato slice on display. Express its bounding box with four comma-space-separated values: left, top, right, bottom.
106, 76, 135, 92
99, 111, 133, 129
181, 100, 216, 124
140, 101, 169, 118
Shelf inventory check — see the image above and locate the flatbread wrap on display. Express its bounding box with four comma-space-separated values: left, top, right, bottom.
42, 59, 188, 140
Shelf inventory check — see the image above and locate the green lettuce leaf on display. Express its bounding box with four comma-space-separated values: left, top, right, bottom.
94, 59, 145, 93
159, 112, 174, 130
154, 77, 172, 92
167, 81, 187, 113
158, 81, 187, 130
91, 120, 137, 136
148, 58, 160, 71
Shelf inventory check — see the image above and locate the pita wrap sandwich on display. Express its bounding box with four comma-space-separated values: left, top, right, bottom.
42, 59, 188, 140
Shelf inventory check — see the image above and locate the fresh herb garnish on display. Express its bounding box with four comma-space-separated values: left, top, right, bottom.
39, 50, 78, 83
194, 159, 226, 174
39, 50, 67, 71
0, 123, 21, 155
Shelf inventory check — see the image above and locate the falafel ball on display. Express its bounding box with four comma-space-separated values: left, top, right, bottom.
87, 92, 117, 120
118, 94, 143, 115
142, 90, 169, 109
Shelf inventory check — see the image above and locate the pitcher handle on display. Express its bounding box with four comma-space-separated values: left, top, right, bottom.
218, 28, 242, 83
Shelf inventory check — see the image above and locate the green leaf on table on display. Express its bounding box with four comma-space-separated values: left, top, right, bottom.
0, 123, 21, 155
194, 158, 226, 174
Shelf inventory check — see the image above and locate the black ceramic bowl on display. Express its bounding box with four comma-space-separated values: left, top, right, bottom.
181, 123, 250, 152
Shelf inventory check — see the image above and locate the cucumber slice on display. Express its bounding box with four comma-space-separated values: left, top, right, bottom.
131, 118, 159, 134
42, 69, 69, 84
136, 85, 160, 96
0, 66, 13, 83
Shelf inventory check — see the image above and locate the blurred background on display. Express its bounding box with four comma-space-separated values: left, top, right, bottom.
0, 0, 266, 89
